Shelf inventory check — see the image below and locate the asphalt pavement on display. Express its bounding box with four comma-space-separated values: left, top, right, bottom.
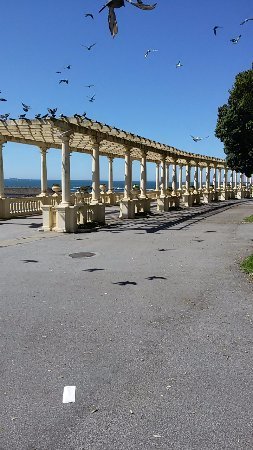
0, 200, 253, 450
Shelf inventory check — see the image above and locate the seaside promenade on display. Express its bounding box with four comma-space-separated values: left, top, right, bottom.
1, 199, 253, 449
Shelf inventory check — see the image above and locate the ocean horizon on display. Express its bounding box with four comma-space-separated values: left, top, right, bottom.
4, 178, 159, 192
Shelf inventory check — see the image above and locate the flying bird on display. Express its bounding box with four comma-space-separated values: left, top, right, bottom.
126, 0, 157, 10
87, 94, 95, 103
0, 98, 7, 102
35, 114, 41, 119
82, 43, 96, 50
99, 0, 125, 13
59, 79, 69, 84
144, 49, 158, 58
99, 0, 156, 37
230, 35, 241, 44
213, 25, 223, 35
41, 113, 49, 119
85, 84, 95, 88
65, 65, 71, 70
191, 135, 209, 142
56, 71, 61, 74
240, 18, 253, 25
22, 103, 31, 112
85, 13, 94, 19
176, 60, 183, 68
19, 114, 26, 119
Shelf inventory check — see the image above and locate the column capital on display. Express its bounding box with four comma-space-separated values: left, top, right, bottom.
90, 134, 103, 146
39, 145, 49, 153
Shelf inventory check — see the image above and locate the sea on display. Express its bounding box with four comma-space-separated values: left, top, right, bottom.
5, 178, 159, 192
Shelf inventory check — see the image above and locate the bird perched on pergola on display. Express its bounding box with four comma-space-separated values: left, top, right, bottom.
99, 0, 157, 37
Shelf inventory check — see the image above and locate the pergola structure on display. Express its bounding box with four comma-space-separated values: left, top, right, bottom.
0, 117, 250, 232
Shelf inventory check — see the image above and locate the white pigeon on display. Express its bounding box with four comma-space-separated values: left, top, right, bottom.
191, 135, 209, 142
240, 18, 253, 25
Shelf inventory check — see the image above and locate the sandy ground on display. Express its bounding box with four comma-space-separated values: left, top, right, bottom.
0, 200, 253, 450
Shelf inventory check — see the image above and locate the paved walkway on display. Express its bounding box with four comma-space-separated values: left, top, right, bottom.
0, 200, 253, 449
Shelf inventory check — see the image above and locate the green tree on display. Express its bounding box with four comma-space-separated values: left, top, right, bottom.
215, 69, 253, 177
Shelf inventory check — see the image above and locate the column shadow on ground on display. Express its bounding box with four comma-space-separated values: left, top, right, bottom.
100, 200, 252, 235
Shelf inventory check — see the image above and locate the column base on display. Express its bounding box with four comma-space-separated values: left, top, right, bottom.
119, 199, 135, 219
134, 198, 151, 214
219, 190, 229, 201
53, 205, 78, 233
182, 193, 194, 207
157, 196, 171, 212
202, 192, 213, 204
88, 203, 105, 223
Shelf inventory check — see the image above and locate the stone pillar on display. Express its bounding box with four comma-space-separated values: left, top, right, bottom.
124, 147, 131, 199
205, 166, 210, 191
218, 168, 222, 189
166, 164, 170, 190
61, 136, 71, 205
160, 158, 166, 197
229, 170, 233, 190
107, 156, 114, 193
213, 167, 216, 192
178, 164, 183, 191
91, 140, 100, 204
185, 164, 190, 193
39, 147, 48, 196
172, 163, 177, 195
239, 173, 243, 190
194, 166, 199, 191
234, 171, 237, 189
0, 141, 5, 198
155, 163, 160, 191
140, 151, 147, 198
223, 168, 227, 190
199, 167, 203, 191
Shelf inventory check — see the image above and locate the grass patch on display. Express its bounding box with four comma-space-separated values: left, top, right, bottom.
243, 215, 253, 223
241, 254, 253, 274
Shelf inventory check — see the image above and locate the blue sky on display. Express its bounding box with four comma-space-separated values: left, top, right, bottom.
1, 0, 252, 180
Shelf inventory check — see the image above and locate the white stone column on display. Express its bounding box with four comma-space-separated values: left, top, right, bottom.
155, 163, 160, 191
218, 168, 222, 189
194, 165, 199, 191
91, 140, 100, 203
185, 164, 190, 193
172, 163, 177, 194
165, 164, 170, 190
213, 167, 216, 191
233, 171, 237, 188
124, 147, 131, 199
140, 151, 147, 198
107, 156, 114, 193
0, 141, 5, 198
205, 166, 210, 191
178, 164, 183, 191
239, 173, 243, 189
230, 170, 233, 190
61, 136, 71, 205
199, 167, 203, 190
39, 147, 48, 196
160, 158, 166, 197
223, 168, 227, 190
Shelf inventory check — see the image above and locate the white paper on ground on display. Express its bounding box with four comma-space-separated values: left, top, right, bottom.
62, 386, 76, 403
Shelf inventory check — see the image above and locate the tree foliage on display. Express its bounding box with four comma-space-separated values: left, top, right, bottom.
215, 69, 253, 177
